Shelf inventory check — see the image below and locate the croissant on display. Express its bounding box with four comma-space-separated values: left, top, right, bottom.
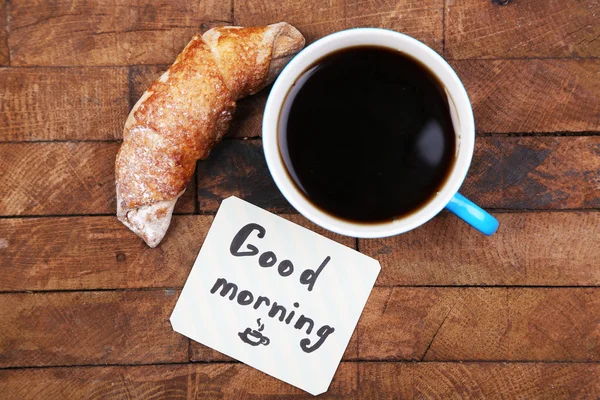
115, 23, 305, 247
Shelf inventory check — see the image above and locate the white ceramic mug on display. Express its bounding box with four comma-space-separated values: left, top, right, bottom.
263, 28, 498, 238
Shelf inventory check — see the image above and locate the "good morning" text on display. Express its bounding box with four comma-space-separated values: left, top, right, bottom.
208, 223, 336, 353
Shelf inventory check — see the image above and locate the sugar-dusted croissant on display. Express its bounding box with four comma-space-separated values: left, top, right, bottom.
116, 23, 305, 247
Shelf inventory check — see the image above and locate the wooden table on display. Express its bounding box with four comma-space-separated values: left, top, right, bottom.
1, 0, 599, 398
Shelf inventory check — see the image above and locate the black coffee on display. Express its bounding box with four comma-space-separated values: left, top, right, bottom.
279, 46, 456, 223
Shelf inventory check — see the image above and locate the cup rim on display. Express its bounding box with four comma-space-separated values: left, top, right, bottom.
263, 28, 475, 238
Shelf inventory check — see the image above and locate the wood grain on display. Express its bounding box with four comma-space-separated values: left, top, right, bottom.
0, 216, 210, 291
130, 65, 166, 103
0, 363, 358, 399
3, 60, 596, 143
131, 65, 268, 138
0, 214, 354, 292
8, 0, 232, 66
2, 288, 598, 368
197, 140, 291, 213
345, 0, 443, 53
0, 290, 188, 368
357, 363, 413, 399
0, 0, 8, 66
1, 362, 598, 399
234, 0, 344, 44
464, 136, 600, 209
188, 342, 234, 363
0, 142, 196, 215
0, 68, 129, 141
4, 212, 597, 292
454, 59, 600, 133
446, 0, 600, 59
359, 287, 457, 361
508, 289, 600, 361
360, 362, 600, 399
360, 211, 600, 286
358, 288, 600, 361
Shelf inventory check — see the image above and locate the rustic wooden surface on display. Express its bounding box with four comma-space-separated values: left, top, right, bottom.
0, 1, 8, 66
1, 0, 599, 398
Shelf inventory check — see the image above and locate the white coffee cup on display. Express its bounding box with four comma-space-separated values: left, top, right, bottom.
263, 28, 498, 238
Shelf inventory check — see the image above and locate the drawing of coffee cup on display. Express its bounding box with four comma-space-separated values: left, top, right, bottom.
239, 327, 270, 346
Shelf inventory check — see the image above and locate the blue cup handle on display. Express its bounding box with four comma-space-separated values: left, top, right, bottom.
445, 193, 499, 235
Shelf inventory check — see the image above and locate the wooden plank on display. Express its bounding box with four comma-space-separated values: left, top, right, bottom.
1, 288, 598, 368
1, 363, 598, 399
197, 140, 292, 213
446, 0, 600, 59
2, 137, 596, 216
131, 66, 267, 139
0, 142, 196, 215
454, 59, 600, 134
8, 0, 232, 66
196, 137, 600, 213
464, 136, 600, 209
0, 363, 358, 399
234, 0, 345, 44
359, 362, 600, 399
411, 362, 600, 398
358, 288, 600, 361
235, 0, 443, 51
3, 60, 596, 143
360, 211, 600, 286
508, 289, 600, 361
0, 142, 118, 215
0, 67, 129, 141
0, 290, 188, 368
131, 60, 600, 138
0, 214, 354, 292
132, 60, 600, 138
345, 0, 443, 53
0, 216, 209, 291
0, 0, 8, 65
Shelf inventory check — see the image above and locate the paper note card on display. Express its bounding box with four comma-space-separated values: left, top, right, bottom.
170, 197, 380, 395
